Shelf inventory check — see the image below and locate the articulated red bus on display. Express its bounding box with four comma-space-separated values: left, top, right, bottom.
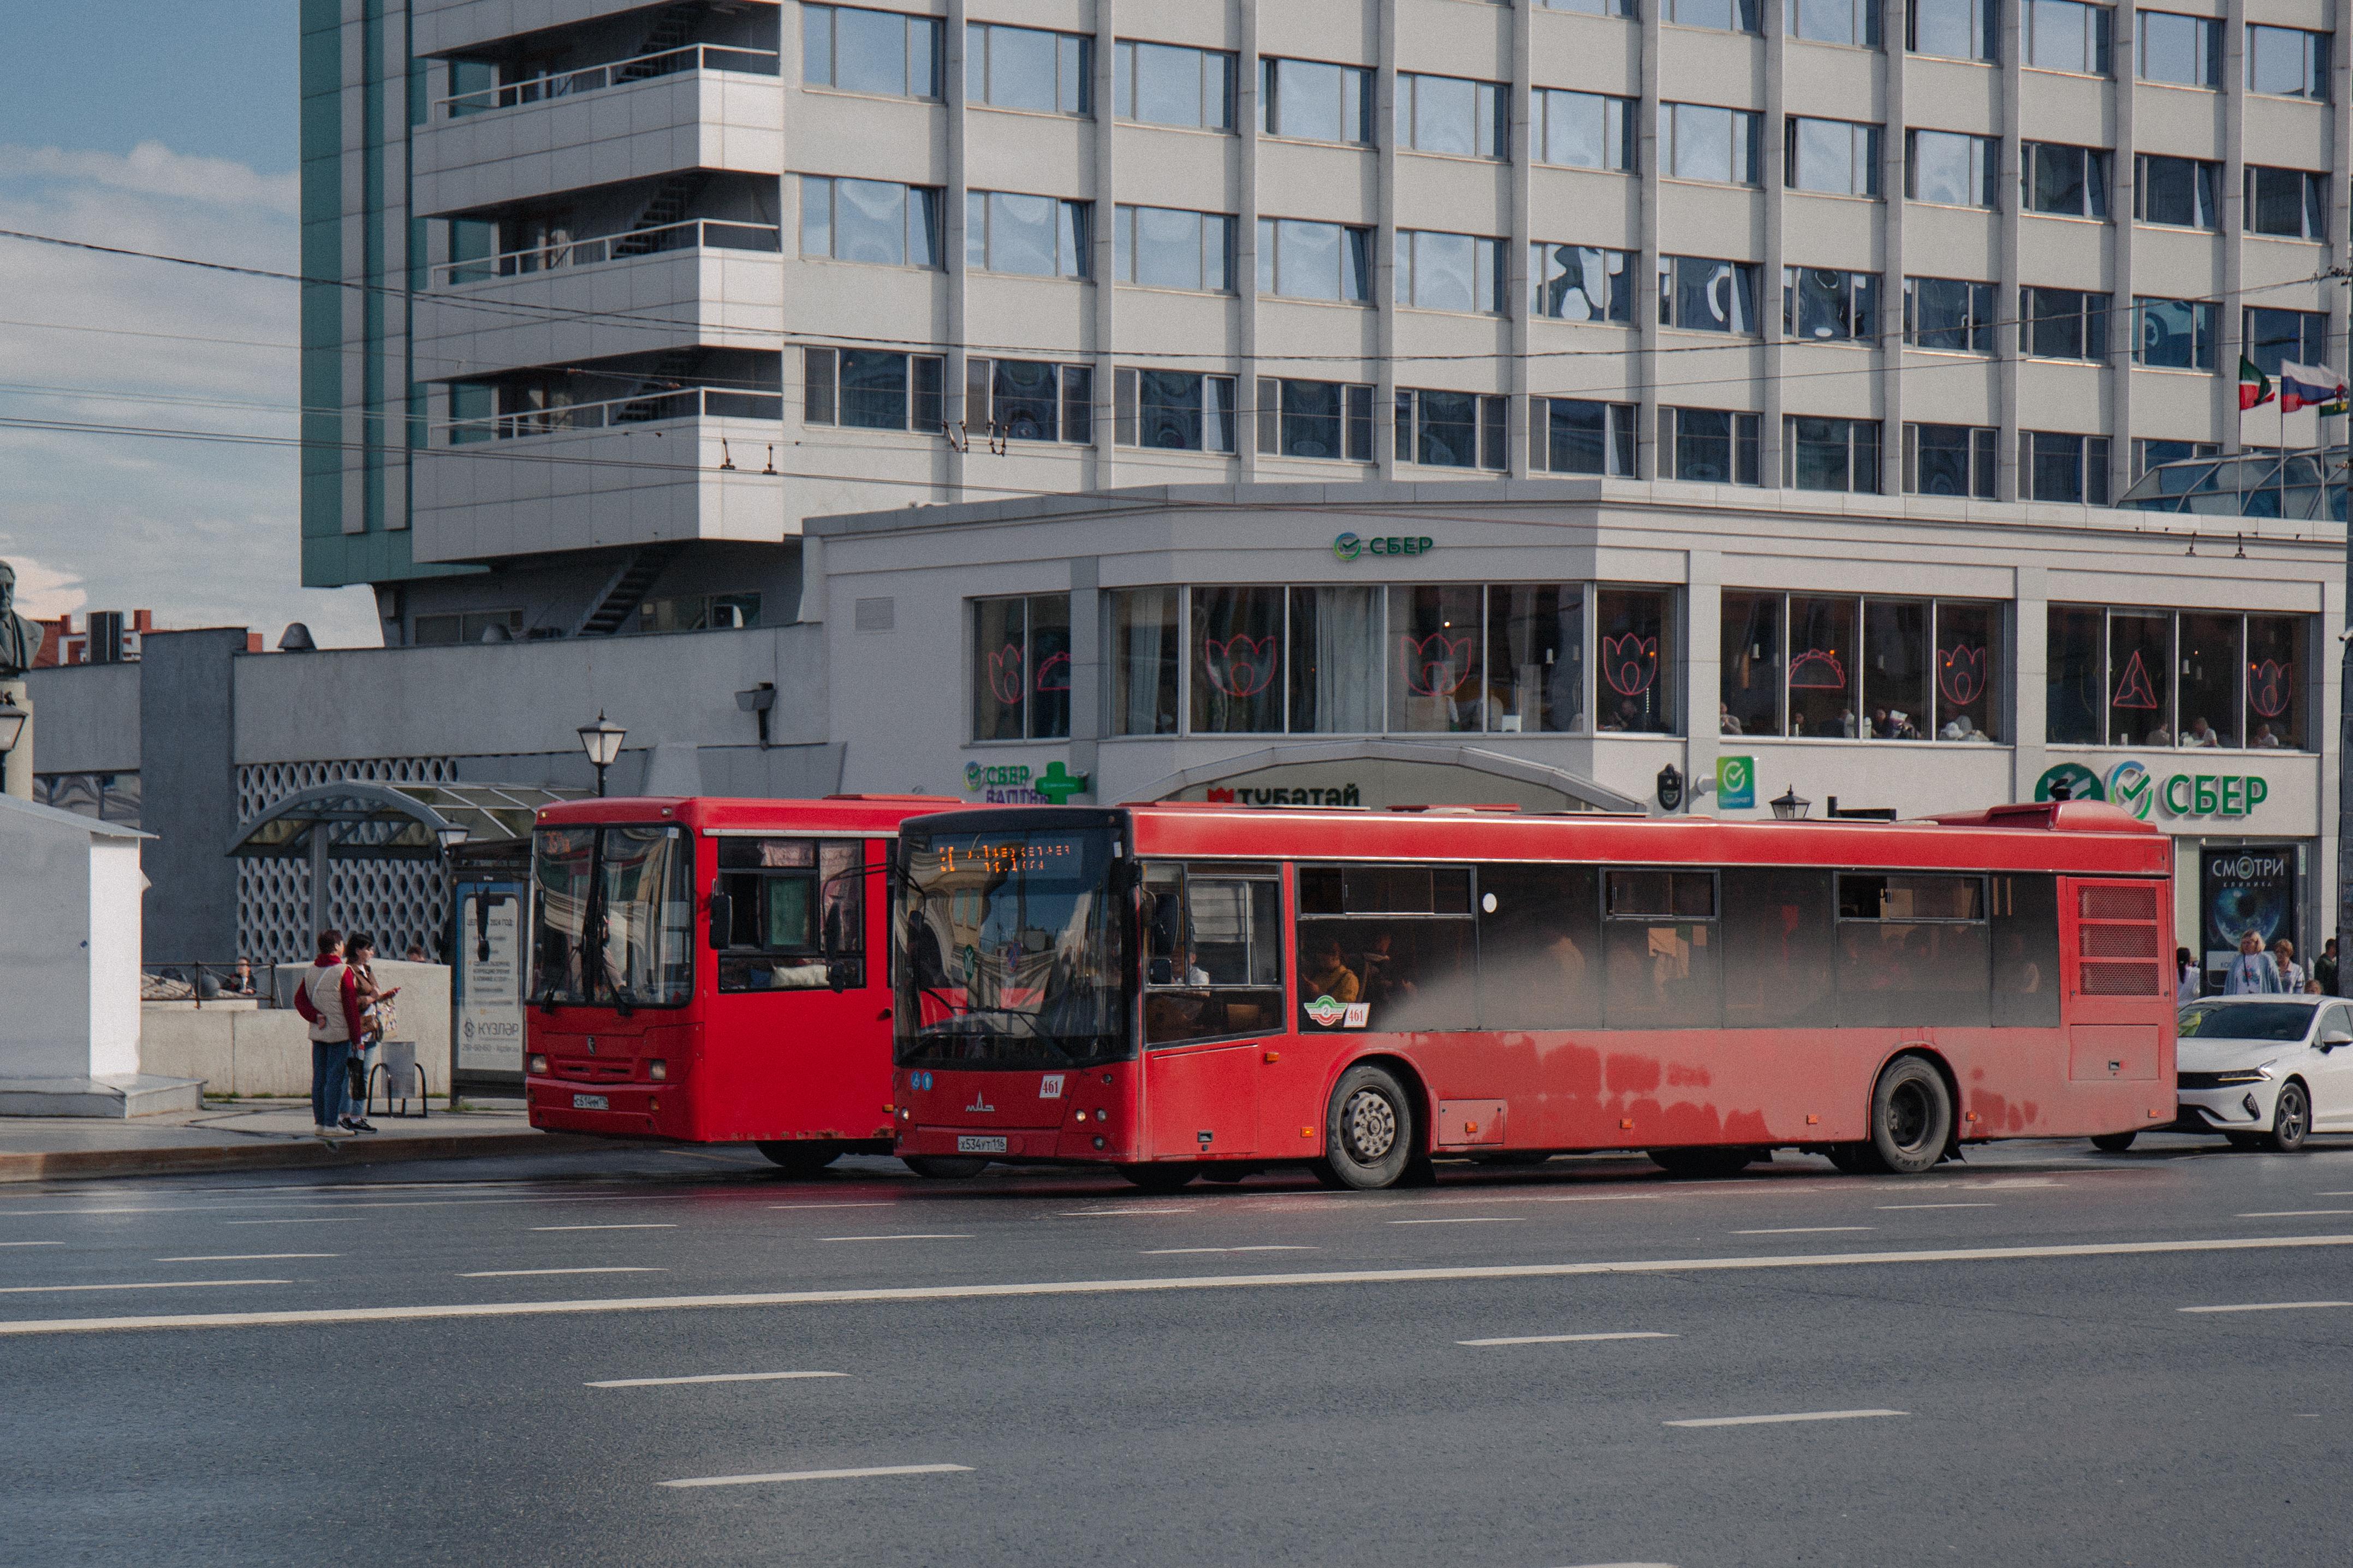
525, 795, 954, 1173
891, 801, 2174, 1189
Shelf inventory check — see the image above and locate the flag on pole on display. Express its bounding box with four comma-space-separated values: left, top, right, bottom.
2238, 355, 2275, 410
2280, 361, 2350, 415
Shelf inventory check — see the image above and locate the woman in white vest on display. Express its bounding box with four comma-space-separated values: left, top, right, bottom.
296, 928, 360, 1139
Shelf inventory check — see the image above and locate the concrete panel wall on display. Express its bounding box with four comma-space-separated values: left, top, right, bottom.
0, 803, 95, 1078
21, 662, 140, 776
139, 629, 247, 964
87, 840, 144, 1077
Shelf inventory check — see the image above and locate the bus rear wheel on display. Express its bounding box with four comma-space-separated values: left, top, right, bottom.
1647, 1147, 1756, 1179
1118, 1163, 1199, 1191
1321, 1064, 1416, 1190
1862, 1056, 1953, 1175
2089, 1131, 2138, 1153
904, 1155, 988, 1179
756, 1141, 842, 1177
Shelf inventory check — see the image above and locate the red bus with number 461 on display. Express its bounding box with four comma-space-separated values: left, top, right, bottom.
890, 800, 2173, 1190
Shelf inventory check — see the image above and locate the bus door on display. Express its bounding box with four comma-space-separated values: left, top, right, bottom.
1139, 862, 1285, 1160
2058, 878, 2171, 1085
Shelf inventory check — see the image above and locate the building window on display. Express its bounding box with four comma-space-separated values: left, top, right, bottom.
2024, 431, 2111, 504
1532, 244, 1635, 323
1261, 58, 1374, 144
967, 191, 1089, 278
1669, 408, 1761, 483
1904, 277, 1998, 351
1725, 592, 2001, 740
2022, 143, 2110, 217
1785, 118, 1882, 195
971, 593, 1072, 741
803, 5, 943, 99
2244, 166, 2328, 240
2134, 154, 2219, 228
1666, 0, 1761, 32
1537, 90, 1637, 170
799, 176, 942, 267
1115, 369, 1238, 452
2048, 606, 2308, 749
2136, 10, 2220, 86
2025, 0, 2113, 73
2248, 25, 2330, 99
1109, 587, 1182, 736
1258, 218, 1374, 302
1785, 416, 1882, 492
1909, 0, 1997, 59
413, 609, 524, 646
1390, 585, 1492, 733
2131, 437, 2219, 478
1256, 379, 1376, 462
1540, 0, 1639, 16
1396, 74, 1508, 158
2131, 297, 2217, 371
33, 772, 140, 827
965, 359, 1092, 444
638, 594, 761, 634
1788, 0, 1881, 47
1116, 206, 1234, 292
1395, 390, 1508, 469
1112, 40, 1237, 130
2243, 308, 2328, 378
1397, 232, 1505, 314
1597, 588, 1677, 732
1531, 398, 1638, 475
804, 347, 946, 431
2021, 287, 2111, 361
1904, 423, 1998, 497
1906, 129, 1998, 207
965, 22, 1090, 114
1660, 103, 1763, 184
1660, 257, 1761, 333
1784, 267, 1879, 342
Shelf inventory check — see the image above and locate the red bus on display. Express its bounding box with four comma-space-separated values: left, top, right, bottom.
525, 795, 954, 1173
890, 800, 2174, 1189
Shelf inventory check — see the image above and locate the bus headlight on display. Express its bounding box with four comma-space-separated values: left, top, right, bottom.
528, 1054, 548, 1075
647, 1060, 667, 1081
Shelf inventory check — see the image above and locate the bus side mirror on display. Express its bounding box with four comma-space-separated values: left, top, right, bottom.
708, 881, 732, 950
1148, 893, 1183, 959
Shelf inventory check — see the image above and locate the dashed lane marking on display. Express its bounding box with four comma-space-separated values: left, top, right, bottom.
818, 1235, 972, 1243
1665, 1409, 1906, 1428
659, 1464, 971, 1488
157, 1254, 338, 1262
2179, 1300, 2353, 1314
2239, 1210, 2353, 1218
1459, 1332, 1678, 1346
459, 1267, 667, 1279
1057, 1207, 1199, 1217
1734, 1227, 1875, 1235
0, 1279, 289, 1296
1876, 1204, 1997, 1211
1392, 1217, 1522, 1225
532, 1224, 679, 1232
1142, 1245, 1316, 1255
589, 1371, 849, 1388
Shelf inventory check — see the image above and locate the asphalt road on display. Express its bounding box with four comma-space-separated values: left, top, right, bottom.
4, 1136, 2352, 1567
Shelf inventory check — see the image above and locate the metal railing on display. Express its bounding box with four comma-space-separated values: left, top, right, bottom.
443, 385, 783, 444
437, 44, 780, 118
434, 218, 781, 289
141, 962, 278, 1007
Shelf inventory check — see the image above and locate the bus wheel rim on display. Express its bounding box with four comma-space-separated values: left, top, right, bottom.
1887, 1082, 1930, 1151
1344, 1089, 1397, 1162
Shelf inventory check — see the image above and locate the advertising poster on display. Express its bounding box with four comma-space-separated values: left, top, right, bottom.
456, 885, 525, 1076
2200, 846, 2298, 983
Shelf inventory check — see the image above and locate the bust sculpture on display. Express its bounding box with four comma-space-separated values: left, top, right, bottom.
0, 562, 45, 678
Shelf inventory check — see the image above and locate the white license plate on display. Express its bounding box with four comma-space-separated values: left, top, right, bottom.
572, 1094, 609, 1111
956, 1135, 1007, 1154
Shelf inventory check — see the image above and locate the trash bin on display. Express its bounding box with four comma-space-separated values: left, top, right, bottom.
367, 1039, 430, 1119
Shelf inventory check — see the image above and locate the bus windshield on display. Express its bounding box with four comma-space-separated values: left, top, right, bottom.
896, 825, 1130, 1069
530, 824, 694, 1009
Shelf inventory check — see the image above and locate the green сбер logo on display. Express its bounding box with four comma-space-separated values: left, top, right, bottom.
1332, 532, 1363, 562
2031, 762, 2105, 803
963, 761, 985, 793
2104, 760, 2154, 820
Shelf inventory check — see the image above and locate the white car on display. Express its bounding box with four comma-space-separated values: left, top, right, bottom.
2152, 996, 2353, 1153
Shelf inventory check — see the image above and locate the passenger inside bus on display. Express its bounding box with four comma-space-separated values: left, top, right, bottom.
1303, 935, 1362, 1004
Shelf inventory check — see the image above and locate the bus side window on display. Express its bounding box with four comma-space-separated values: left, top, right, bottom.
1601, 869, 1720, 1029
1298, 865, 1478, 1034
714, 837, 863, 994
1719, 867, 1834, 1028
1835, 873, 1990, 1027
1144, 863, 1284, 1045
1475, 864, 1600, 1031
1990, 874, 2060, 1027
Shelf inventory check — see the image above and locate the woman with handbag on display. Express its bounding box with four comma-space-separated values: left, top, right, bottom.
338, 933, 401, 1132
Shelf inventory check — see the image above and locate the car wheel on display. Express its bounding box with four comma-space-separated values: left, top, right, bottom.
756, 1140, 842, 1177
903, 1155, 988, 1179
1865, 1056, 1953, 1176
1321, 1063, 1416, 1190
2267, 1081, 2312, 1153
2089, 1132, 2138, 1153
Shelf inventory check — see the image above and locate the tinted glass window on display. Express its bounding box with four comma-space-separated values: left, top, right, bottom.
1142, 865, 1284, 1045
1991, 874, 2060, 1026
1476, 865, 1602, 1030
1297, 865, 1477, 1032
1604, 870, 1720, 1028
717, 838, 865, 992
1721, 868, 1835, 1027
2177, 1001, 2314, 1040
1837, 872, 1990, 1025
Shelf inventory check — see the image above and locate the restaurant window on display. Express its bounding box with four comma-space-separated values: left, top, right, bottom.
1296, 865, 1478, 1033
1720, 589, 1784, 738
1837, 872, 1991, 1027
1903, 422, 1998, 498
1389, 585, 1487, 734
715, 838, 864, 992
971, 593, 1071, 741
1143, 863, 1284, 1045
2046, 607, 2308, 749
1597, 587, 1675, 733
1603, 868, 1720, 1029
1488, 587, 1588, 734
1108, 587, 1181, 736
1287, 586, 1385, 734
1190, 586, 1286, 734
1746, 592, 2000, 742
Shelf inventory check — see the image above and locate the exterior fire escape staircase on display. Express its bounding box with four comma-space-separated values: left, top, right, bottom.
573, 544, 685, 637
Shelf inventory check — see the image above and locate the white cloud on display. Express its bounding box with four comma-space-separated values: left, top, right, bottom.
0, 553, 86, 621
0, 140, 300, 217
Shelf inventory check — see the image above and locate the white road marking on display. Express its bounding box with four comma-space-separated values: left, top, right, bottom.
222, 1218, 366, 1226
768, 1202, 891, 1211
0, 1279, 288, 1296
532, 1224, 678, 1232
659, 1463, 971, 1489
157, 1254, 339, 1262
1665, 1409, 1906, 1428
1735, 1226, 1875, 1235
587, 1371, 849, 1388
1142, 1246, 1316, 1256
819, 1234, 972, 1243
0, 1241, 62, 1247
1876, 1204, 1997, 1211
1058, 1207, 1198, 1217
459, 1267, 667, 1279
1391, 1217, 1521, 1225
2238, 1210, 2353, 1218
2179, 1300, 2353, 1314
1459, 1332, 1677, 1346
14, 1234, 2353, 1337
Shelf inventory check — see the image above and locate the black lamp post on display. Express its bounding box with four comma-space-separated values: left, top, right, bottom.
1769, 787, 1811, 821
0, 698, 25, 759
577, 711, 626, 797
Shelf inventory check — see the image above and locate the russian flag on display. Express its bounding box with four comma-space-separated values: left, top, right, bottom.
2280, 361, 2349, 415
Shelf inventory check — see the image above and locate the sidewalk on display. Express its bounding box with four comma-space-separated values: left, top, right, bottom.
0, 1098, 597, 1183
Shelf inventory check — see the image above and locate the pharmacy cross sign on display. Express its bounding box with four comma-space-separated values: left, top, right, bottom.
1033, 761, 1090, 804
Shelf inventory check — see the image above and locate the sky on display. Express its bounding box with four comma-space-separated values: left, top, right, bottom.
0, 2, 381, 644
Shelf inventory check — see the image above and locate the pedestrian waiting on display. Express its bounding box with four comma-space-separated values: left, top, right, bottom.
2272, 939, 2306, 993
293, 929, 366, 1140
2223, 932, 2281, 995
340, 932, 400, 1133
2316, 938, 2340, 997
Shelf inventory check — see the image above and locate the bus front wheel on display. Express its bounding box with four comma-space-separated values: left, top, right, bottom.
756, 1141, 842, 1177
904, 1155, 988, 1179
1320, 1064, 1416, 1190
1863, 1056, 1953, 1175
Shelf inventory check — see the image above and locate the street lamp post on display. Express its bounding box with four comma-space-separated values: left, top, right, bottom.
0, 696, 26, 803
1769, 787, 1812, 821
577, 712, 626, 797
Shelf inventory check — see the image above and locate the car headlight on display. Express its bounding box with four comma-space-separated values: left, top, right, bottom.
2211, 1065, 2275, 1086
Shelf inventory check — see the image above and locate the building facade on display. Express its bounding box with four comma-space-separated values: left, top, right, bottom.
307, 0, 2353, 646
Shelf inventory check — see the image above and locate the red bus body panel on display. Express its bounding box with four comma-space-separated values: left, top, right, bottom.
526, 795, 956, 1146
895, 801, 2176, 1166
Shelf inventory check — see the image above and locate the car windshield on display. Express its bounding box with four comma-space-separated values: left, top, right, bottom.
2178, 1001, 2314, 1041
530, 824, 694, 1008
895, 825, 1130, 1069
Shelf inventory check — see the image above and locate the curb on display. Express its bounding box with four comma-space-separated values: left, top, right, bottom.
0, 1131, 605, 1185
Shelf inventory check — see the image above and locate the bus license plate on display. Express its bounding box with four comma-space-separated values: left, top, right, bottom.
572, 1094, 609, 1111
957, 1135, 1007, 1154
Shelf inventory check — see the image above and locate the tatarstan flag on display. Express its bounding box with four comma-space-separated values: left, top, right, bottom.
2239, 355, 2275, 410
